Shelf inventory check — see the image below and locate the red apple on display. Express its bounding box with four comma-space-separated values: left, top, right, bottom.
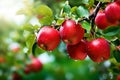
105, 2, 120, 23
27, 57, 42, 72
87, 38, 110, 62
37, 26, 60, 51
60, 20, 84, 45
95, 11, 110, 30
67, 40, 87, 60
0, 57, 5, 63
24, 67, 31, 74
117, 75, 120, 80
12, 72, 22, 80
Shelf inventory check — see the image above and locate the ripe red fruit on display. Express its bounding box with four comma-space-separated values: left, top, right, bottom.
24, 67, 31, 74
117, 75, 120, 80
95, 11, 110, 30
60, 20, 84, 45
87, 38, 110, 62
37, 26, 60, 51
27, 58, 42, 72
67, 40, 87, 60
12, 72, 22, 80
105, 2, 120, 23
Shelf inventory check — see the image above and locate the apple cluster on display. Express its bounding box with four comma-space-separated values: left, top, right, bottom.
95, 0, 120, 30
37, 19, 110, 63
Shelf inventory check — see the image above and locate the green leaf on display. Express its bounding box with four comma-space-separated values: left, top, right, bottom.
56, 19, 64, 25
76, 6, 89, 18
103, 26, 120, 36
26, 34, 36, 54
32, 42, 45, 56
36, 5, 53, 17
113, 50, 120, 63
63, 4, 71, 14
81, 21, 91, 32
22, 24, 33, 31
71, 6, 77, 14
39, 16, 53, 25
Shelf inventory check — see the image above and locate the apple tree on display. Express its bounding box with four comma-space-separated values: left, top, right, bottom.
1, 0, 120, 80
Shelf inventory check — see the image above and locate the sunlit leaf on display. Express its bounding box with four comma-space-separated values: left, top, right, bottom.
26, 34, 36, 54
39, 16, 53, 25
35, 5, 53, 17
76, 6, 89, 18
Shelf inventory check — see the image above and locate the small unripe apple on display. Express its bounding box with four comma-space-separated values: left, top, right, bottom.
37, 26, 60, 51
95, 11, 110, 30
87, 38, 110, 62
27, 57, 42, 72
67, 40, 87, 60
60, 20, 84, 45
105, 2, 120, 23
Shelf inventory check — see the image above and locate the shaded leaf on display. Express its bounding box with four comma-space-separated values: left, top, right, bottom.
113, 50, 120, 63
103, 26, 120, 36
63, 4, 71, 14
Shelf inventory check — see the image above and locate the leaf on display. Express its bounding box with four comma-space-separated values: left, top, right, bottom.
39, 16, 53, 25
71, 6, 77, 14
22, 24, 33, 31
96, 0, 110, 2
35, 5, 53, 17
113, 50, 120, 63
81, 21, 91, 32
32, 42, 45, 56
76, 6, 89, 18
103, 26, 120, 36
56, 19, 64, 25
26, 34, 36, 54
63, 4, 71, 14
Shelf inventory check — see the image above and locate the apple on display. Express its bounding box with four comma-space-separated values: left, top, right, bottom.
26, 57, 42, 72
67, 40, 87, 60
24, 67, 31, 74
105, 2, 120, 23
87, 38, 110, 62
12, 72, 22, 80
37, 26, 60, 51
60, 20, 84, 45
0, 57, 5, 63
117, 75, 120, 80
95, 11, 110, 30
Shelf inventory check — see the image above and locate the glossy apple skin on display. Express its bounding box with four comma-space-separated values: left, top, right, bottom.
60, 20, 84, 45
95, 11, 110, 30
87, 38, 110, 62
37, 26, 60, 51
105, 2, 120, 23
67, 40, 87, 60
27, 58, 42, 72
